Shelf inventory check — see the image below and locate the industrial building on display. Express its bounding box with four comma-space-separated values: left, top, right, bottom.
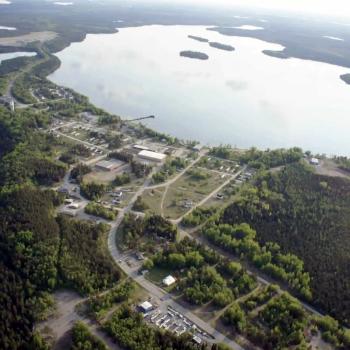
95, 159, 124, 171
138, 150, 166, 162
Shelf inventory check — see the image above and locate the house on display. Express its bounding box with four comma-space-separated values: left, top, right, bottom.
163, 275, 176, 287
138, 150, 166, 163
139, 301, 153, 313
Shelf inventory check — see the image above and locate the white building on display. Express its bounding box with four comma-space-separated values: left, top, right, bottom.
139, 301, 153, 313
138, 150, 166, 162
163, 275, 176, 287
310, 157, 319, 165
133, 144, 150, 151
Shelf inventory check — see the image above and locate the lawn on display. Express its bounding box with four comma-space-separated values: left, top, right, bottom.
141, 188, 165, 215
163, 167, 228, 219
146, 266, 174, 285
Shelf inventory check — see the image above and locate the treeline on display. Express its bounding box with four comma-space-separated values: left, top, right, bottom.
314, 315, 350, 348
0, 186, 61, 349
182, 207, 217, 227
104, 305, 207, 350
57, 216, 121, 294
223, 292, 309, 349
333, 156, 350, 173
0, 54, 36, 76
239, 147, 304, 168
119, 213, 177, 250
0, 107, 67, 186
148, 237, 257, 307
152, 157, 188, 184
86, 280, 134, 320
222, 162, 350, 324
85, 201, 117, 220
203, 222, 312, 299
0, 109, 120, 348
70, 322, 108, 350
209, 145, 304, 169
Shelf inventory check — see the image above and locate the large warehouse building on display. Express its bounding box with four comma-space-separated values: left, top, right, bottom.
138, 150, 166, 162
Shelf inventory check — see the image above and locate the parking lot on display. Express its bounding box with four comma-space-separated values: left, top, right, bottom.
142, 304, 211, 345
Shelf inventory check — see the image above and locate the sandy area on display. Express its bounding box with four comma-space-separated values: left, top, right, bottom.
0, 31, 57, 46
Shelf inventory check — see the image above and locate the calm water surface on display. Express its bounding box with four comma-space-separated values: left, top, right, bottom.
0, 51, 36, 63
49, 25, 350, 155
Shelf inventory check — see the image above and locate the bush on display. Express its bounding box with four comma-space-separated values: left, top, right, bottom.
85, 202, 116, 220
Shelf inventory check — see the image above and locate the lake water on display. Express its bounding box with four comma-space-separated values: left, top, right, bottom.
0, 51, 36, 64
49, 25, 350, 155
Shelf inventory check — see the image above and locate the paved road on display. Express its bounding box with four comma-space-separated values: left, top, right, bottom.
189, 232, 324, 319
107, 170, 245, 350
108, 229, 244, 350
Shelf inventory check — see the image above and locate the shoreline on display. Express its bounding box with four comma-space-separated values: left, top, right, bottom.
0, 25, 349, 157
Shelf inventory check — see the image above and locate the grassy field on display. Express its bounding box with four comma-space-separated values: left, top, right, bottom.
163, 167, 228, 219
197, 156, 240, 173
146, 266, 174, 285
141, 188, 165, 215
202, 181, 238, 209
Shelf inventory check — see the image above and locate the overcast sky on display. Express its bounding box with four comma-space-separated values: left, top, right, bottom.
148, 0, 350, 18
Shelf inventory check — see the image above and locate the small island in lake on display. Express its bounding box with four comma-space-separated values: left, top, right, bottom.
180, 50, 209, 60
340, 73, 350, 85
209, 42, 235, 51
262, 49, 290, 59
188, 35, 209, 43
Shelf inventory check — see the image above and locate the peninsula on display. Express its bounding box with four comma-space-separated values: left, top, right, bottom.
340, 73, 350, 85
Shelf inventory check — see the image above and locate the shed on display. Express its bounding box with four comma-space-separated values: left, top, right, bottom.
310, 158, 319, 165
139, 301, 153, 313
163, 275, 176, 287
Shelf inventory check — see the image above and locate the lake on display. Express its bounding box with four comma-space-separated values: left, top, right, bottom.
0, 51, 36, 64
49, 25, 350, 155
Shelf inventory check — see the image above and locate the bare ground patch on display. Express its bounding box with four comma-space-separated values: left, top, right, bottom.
0, 31, 57, 46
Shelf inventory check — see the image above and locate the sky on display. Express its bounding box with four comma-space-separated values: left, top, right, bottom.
136, 0, 350, 18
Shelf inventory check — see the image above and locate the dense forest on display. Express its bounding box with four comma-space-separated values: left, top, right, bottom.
0, 106, 120, 348
0, 186, 121, 348
57, 216, 121, 294
222, 162, 350, 324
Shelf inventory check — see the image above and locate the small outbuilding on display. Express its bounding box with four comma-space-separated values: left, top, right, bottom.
133, 144, 150, 151
192, 335, 202, 345
139, 301, 153, 313
163, 275, 176, 287
310, 157, 319, 165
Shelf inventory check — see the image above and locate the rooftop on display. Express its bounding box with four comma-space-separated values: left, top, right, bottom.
138, 150, 166, 161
